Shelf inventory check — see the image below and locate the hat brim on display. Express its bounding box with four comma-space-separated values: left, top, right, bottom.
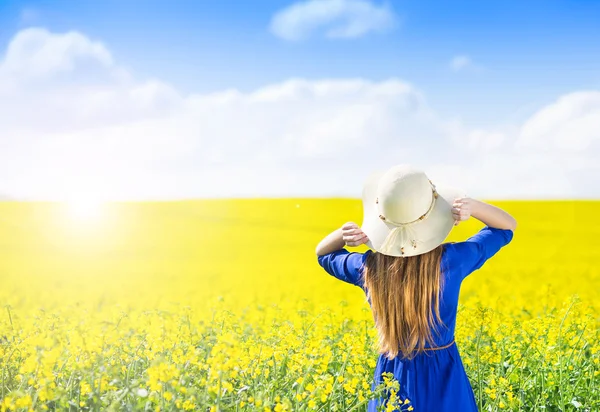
361, 170, 466, 257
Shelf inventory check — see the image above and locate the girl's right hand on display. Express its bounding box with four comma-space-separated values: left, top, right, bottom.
452, 197, 472, 226
341, 222, 369, 246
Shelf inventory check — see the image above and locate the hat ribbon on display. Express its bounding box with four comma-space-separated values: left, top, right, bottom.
377, 181, 438, 256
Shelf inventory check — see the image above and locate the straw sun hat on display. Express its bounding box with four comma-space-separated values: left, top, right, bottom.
361, 164, 466, 257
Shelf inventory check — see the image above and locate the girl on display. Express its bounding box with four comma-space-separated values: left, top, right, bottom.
315, 164, 516, 411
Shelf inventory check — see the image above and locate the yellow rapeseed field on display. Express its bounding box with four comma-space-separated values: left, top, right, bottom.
0, 200, 598, 411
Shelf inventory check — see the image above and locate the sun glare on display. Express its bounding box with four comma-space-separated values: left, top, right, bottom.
66, 198, 105, 223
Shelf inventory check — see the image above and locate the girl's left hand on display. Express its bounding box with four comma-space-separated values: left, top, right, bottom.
341, 222, 369, 246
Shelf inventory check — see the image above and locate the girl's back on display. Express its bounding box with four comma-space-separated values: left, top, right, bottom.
317, 225, 514, 411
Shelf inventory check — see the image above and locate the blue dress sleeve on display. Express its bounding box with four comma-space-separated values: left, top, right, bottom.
317, 249, 371, 288
449, 225, 514, 280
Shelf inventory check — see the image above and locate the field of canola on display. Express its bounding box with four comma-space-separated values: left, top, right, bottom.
0, 199, 599, 412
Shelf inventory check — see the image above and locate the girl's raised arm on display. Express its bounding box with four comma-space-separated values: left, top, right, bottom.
452, 197, 517, 231
315, 222, 369, 256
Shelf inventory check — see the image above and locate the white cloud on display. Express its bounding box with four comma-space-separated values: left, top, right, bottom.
269, 0, 396, 41
450, 55, 481, 72
1, 28, 113, 78
517, 91, 600, 152
466, 130, 505, 151
0, 28, 598, 200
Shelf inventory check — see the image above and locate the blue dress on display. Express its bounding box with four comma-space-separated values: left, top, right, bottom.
317, 225, 514, 412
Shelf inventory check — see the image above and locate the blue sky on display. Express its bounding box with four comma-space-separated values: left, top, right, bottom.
0, 0, 598, 199
2, 0, 598, 125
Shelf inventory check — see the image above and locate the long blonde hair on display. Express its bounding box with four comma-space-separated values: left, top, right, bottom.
363, 244, 447, 360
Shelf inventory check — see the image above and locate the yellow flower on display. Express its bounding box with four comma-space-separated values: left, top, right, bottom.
15, 395, 33, 409
2, 396, 14, 411
1, 200, 598, 412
